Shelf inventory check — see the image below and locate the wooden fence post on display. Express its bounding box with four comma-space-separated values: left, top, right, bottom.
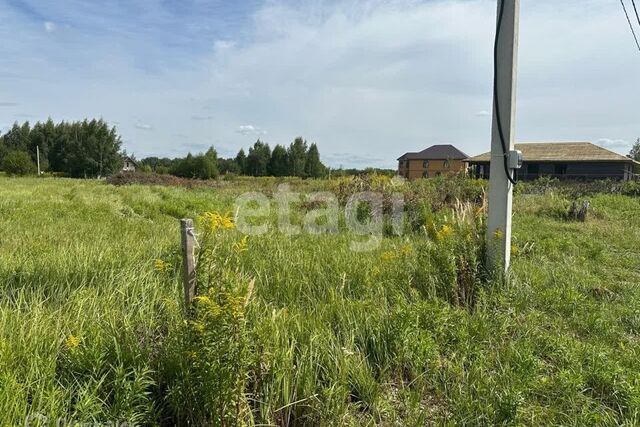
180, 219, 197, 309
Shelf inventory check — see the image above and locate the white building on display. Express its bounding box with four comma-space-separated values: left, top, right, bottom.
122, 156, 138, 172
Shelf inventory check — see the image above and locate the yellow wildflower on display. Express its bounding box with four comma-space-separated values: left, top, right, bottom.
153, 259, 170, 272
494, 228, 504, 240
221, 215, 235, 229
399, 244, 412, 256
233, 235, 249, 253
65, 335, 79, 350
371, 266, 381, 278
381, 251, 397, 261
511, 244, 519, 256
435, 224, 454, 241
199, 211, 235, 232
190, 321, 205, 333
193, 295, 212, 305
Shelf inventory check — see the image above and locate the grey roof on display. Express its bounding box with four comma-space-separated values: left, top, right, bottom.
123, 156, 138, 166
398, 144, 469, 161
466, 142, 638, 163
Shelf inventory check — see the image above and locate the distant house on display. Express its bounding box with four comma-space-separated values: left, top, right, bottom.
122, 156, 138, 172
466, 142, 639, 181
397, 144, 469, 180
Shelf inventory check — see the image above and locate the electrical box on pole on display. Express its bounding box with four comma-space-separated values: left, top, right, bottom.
486, 0, 521, 272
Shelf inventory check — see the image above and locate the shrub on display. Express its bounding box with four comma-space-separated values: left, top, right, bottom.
161, 212, 254, 425
170, 149, 219, 180
621, 180, 640, 197
413, 200, 489, 308
1, 150, 36, 176
106, 171, 224, 188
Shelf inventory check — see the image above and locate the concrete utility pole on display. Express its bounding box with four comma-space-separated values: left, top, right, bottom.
36, 146, 41, 176
486, 0, 522, 272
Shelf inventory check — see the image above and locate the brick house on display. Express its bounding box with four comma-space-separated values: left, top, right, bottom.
397, 145, 469, 180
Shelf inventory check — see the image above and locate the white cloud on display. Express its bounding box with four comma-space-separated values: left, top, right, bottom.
195, 0, 639, 167
135, 123, 153, 131
191, 115, 214, 121
236, 125, 256, 135
596, 138, 631, 151
43, 21, 57, 33
236, 125, 267, 136
213, 40, 235, 51
2, 0, 639, 166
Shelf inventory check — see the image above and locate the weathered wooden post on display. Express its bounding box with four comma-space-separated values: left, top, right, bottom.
180, 218, 197, 310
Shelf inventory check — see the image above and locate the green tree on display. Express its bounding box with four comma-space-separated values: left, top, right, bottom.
4, 122, 31, 151
0, 122, 31, 162
141, 157, 173, 173
202, 147, 220, 179
269, 144, 289, 176
0, 119, 124, 177
247, 140, 271, 176
629, 138, 640, 161
28, 118, 56, 172
0, 136, 4, 165
170, 148, 219, 180
48, 121, 72, 172
61, 119, 123, 178
1, 150, 36, 175
287, 137, 308, 177
234, 149, 248, 175
218, 158, 241, 175
630, 138, 640, 174
304, 143, 326, 178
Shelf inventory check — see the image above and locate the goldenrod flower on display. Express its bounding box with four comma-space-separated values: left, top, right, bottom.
371, 266, 381, 277
153, 259, 170, 272
511, 244, 519, 256
435, 224, 453, 241
233, 235, 249, 253
199, 211, 235, 233
193, 295, 212, 305
381, 251, 397, 261
190, 321, 205, 333
65, 335, 79, 350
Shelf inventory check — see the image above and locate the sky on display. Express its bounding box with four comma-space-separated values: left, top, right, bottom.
0, 0, 638, 169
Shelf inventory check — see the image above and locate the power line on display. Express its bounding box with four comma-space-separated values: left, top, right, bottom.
620, 0, 640, 51
632, 0, 640, 27
493, 0, 517, 185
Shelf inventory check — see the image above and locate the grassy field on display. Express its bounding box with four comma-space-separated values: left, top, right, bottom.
1, 175, 639, 426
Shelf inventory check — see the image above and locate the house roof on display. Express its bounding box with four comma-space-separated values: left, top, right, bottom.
398, 144, 469, 161
466, 142, 637, 163
123, 156, 138, 166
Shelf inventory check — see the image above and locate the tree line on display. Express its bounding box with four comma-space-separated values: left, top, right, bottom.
141, 137, 328, 179
0, 119, 123, 177
0, 119, 330, 179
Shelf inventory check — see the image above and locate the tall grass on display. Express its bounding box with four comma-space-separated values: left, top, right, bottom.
0, 176, 639, 425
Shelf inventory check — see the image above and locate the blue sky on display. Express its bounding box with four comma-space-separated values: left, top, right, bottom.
1, 0, 639, 168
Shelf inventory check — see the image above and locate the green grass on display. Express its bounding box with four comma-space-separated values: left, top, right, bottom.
0, 176, 639, 425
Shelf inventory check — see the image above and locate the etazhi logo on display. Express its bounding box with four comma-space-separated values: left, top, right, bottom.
24, 413, 48, 426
